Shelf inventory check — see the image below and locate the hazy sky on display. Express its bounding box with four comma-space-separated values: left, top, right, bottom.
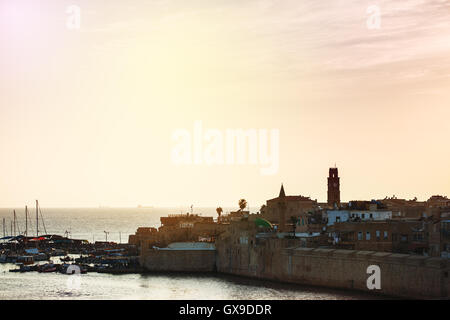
1, 0, 449, 208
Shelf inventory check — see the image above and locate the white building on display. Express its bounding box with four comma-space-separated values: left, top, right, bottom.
326, 210, 392, 226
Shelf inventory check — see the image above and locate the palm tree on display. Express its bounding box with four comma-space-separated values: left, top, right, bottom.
238, 199, 247, 212
216, 207, 223, 222
290, 216, 297, 238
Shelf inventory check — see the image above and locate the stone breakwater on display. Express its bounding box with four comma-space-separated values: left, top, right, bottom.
215, 242, 450, 299
140, 240, 449, 299
141, 249, 216, 273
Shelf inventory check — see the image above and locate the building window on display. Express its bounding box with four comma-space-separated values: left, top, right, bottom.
401, 235, 408, 243
370, 213, 373, 219
362, 214, 365, 219
413, 233, 424, 241
358, 232, 363, 240
366, 232, 371, 240
376, 230, 380, 240
336, 216, 340, 223
384, 231, 388, 240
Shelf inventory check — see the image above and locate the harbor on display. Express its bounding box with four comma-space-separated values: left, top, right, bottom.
0, 207, 381, 300
1, 203, 141, 276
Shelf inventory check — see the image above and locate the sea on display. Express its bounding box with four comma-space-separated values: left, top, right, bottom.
0, 207, 381, 300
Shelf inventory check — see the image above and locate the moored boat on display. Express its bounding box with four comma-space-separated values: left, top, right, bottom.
50, 249, 66, 257
38, 263, 57, 273
33, 252, 49, 261
9, 263, 37, 273
60, 263, 88, 274
60, 256, 73, 262
17, 256, 34, 265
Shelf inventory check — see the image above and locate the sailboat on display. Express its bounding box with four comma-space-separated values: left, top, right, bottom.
35, 200, 48, 237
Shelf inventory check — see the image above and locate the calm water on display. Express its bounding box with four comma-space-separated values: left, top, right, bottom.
0, 207, 222, 243
0, 263, 379, 300
0, 207, 380, 300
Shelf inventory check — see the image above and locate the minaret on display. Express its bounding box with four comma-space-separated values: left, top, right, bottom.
279, 183, 286, 198
278, 184, 287, 232
327, 167, 340, 208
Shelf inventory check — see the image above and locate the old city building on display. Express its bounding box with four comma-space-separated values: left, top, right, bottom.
328, 220, 431, 254
261, 184, 319, 232
326, 200, 393, 226
377, 196, 426, 219
327, 167, 340, 208
129, 213, 227, 250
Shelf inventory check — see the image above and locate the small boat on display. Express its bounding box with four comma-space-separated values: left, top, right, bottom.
17, 256, 34, 265
50, 249, 66, 257
9, 263, 24, 272
34, 253, 49, 261
38, 263, 57, 273
6, 255, 18, 263
60, 256, 73, 262
60, 263, 87, 274
9, 263, 36, 273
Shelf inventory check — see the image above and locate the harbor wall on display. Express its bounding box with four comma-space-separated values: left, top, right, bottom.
215, 240, 450, 299
141, 249, 216, 272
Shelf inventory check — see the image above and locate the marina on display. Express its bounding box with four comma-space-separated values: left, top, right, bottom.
1, 202, 140, 276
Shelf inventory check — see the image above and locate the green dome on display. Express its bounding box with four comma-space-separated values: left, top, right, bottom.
255, 218, 273, 229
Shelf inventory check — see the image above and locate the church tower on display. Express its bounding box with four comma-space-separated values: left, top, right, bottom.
327, 167, 340, 208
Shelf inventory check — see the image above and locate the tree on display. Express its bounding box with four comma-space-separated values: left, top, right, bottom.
290, 216, 297, 238
238, 199, 247, 212
216, 207, 223, 222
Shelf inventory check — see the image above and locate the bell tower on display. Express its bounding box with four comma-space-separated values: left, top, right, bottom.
327, 167, 340, 208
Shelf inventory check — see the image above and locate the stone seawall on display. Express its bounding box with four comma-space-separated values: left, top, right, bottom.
141, 249, 216, 272
215, 242, 450, 299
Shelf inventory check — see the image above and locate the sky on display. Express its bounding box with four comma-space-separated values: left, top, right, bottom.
0, 0, 449, 208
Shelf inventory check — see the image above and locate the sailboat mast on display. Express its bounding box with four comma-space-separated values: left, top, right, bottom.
2, 218, 5, 237
13, 210, 16, 236
36, 200, 39, 237
25, 206, 28, 237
